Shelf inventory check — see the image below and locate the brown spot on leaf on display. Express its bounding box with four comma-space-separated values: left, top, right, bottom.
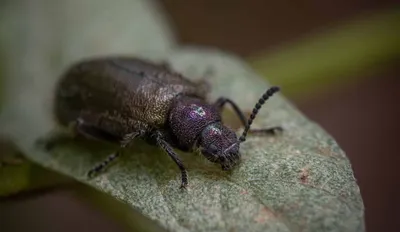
240, 190, 248, 195
254, 207, 276, 223
299, 166, 310, 184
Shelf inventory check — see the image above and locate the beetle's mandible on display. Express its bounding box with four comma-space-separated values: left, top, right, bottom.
44, 57, 282, 189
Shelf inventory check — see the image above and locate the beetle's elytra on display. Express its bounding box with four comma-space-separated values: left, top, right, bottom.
48, 57, 282, 188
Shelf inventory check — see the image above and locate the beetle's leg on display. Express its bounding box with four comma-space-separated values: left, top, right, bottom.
75, 118, 121, 142
214, 97, 247, 126
87, 131, 143, 178
35, 120, 82, 151
158, 61, 171, 70
35, 131, 71, 151
36, 118, 121, 151
214, 97, 283, 135
153, 131, 188, 189
245, 127, 283, 135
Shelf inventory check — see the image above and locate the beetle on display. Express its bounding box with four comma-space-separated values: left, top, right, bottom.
45, 57, 282, 188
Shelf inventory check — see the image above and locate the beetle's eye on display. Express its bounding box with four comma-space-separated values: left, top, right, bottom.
209, 144, 218, 154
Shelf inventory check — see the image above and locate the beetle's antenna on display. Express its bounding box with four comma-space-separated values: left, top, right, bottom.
238, 86, 280, 143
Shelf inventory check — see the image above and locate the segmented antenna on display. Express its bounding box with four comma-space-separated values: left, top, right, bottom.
238, 86, 280, 143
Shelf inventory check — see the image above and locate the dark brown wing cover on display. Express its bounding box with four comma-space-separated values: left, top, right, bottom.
54, 57, 208, 136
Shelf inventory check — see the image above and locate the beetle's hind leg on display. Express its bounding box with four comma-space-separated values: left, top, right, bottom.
36, 118, 122, 151
87, 131, 144, 178
213, 97, 283, 135
35, 119, 82, 151
36, 117, 143, 178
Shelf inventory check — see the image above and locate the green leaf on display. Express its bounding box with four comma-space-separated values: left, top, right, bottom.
4, 47, 365, 232
0, 1, 365, 231
72, 182, 168, 232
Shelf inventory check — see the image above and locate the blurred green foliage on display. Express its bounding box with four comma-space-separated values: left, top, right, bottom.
0, 139, 71, 197
249, 9, 400, 98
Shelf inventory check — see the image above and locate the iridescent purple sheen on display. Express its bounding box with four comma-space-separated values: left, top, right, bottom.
169, 95, 240, 168
169, 96, 220, 150
188, 104, 207, 120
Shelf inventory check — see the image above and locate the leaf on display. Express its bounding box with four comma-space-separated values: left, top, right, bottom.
72, 182, 168, 232
4, 47, 366, 232
0, 1, 365, 231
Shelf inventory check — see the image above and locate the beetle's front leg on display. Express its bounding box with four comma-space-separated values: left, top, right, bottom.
152, 130, 188, 189
213, 97, 283, 135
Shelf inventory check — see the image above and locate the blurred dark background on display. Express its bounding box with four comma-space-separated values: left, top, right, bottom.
1, 1, 399, 232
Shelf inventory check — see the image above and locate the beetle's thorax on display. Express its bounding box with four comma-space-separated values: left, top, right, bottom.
168, 96, 221, 149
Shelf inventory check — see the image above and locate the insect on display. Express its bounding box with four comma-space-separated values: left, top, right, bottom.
46, 57, 282, 188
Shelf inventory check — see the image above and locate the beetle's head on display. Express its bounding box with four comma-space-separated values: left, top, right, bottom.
197, 86, 281, 170
198, 123, 241, 170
